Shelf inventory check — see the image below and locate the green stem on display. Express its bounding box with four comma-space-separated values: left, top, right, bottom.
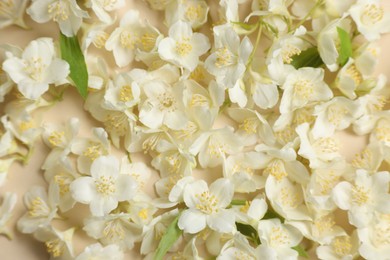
290, 0, 325, 32
230, 199, 247, 206
246, 22, 263, 69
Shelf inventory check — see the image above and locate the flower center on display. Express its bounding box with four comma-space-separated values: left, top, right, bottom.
118, 85, 134, 102
232, 163, 254, 176
189, 94, 209, 107
375, 119, 390, 142
361, 4, 384, 25
140, 32, 157, 52
29, 197, 50, 217
264, 160, 288, 181
138, 208, 149, 220
166, 153, 182, 174
158, 92, 176, 111
215, 47, 235, 67
48, 131, 65, 147
45, 239, 64, 258
195, 191, 219, 214
175, 121, 198, 140
368, 95, 387, 112
93, 32, 109, 49
314, 215, 335, 235
269, 227, 289, 247
95, 176, 116, 195
313, 137, 339, 154
103, 220, 125, 240
351, 185, 369, 206
332, 236, 352, 256
176, 39, 192, 56
238, 118, 258, 134
83, 143, 103, 161
104, 112, 128, 136
19, 120, 35, 132
345, 64, 363, 86
280, 186, 301, 208
327, 105, 348, 126
120, 30, 139, 49
54, 174, 72, 196
281, 44, 301, 64
293, 79, 314, 99
316, 170, 340, 195
0, 0, 14, 17
25, 57, 46, 82
48, 1, 69, 22
142, 133, 162, 154
185, 4, 204, 21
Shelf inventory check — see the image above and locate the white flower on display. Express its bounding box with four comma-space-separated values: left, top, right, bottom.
70, 155, 138, 216
139, 80, 187, 130
2, 37, 70, 99
248, 69, 279, 110
42, 117, 79, 151
158, 20, 210, 71
233, 197, 268, 226
34, 226, 75, 259
165, 0, 209, 29
223, 152, 267, 193
316, 232, 360, 260
17, 186, 59, 234
279, 67, 333, 114
257, 218, 303, 260
311, 97, 359, 138
0, 158, 15, 187
332, 170, 390, 228
296, 123, 340, 168
205, 24, 253, 89
80, 22, 111, 53
178, 178, 235, 234
71, 127, 110, 174
27, 0, 88, 36
83, 213, 143, 250
86, 0, 125, 24
317, 17, 352, 72
0, 192, 17, 239
357, 213, 390, 260
349, 0, 390, 41
189, 127, 243, 168
0, 0, 29, 29
217, 233, 261, 260
105, 10, 163, 67
76, 243, 124, 260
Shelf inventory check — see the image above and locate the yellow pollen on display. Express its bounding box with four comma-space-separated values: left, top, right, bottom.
270, 227, 289, 247
345, 64, 363, 86
95, 176, 116, 195
103, 220, 125, 240
293, 109, 315, 125
120, 30, 139, 49
313, 137, 339, 154
48, 131, 65, 147
361, 4, 384, 25
332, 236, 352, 256
215, 47, 234, 67
176, 39, 192, 56
232, 163, 254, 176
19, 120, 34, 132
138, 208, 148, 220
0, 0, 14, 17
118, 85, 134, 102
239, 118, 258, 134
25, 57, 45, 81
189, 94, 209, 107
314, 215, 335, 235
195, 191, 219, 214
351, 148, 372, 169
29, 197, 50, 217
317, 171, 340, 195
104, 112, 128, 136
234, 249, 254, 260
158, 92, 176, 111
293, 79, 314, 99
175, 121, 198, 140
166, 154, 182, 174
280, 187, 300, 208
93, 32, 109, 49
282, 44, 301, 64
83, 143, 103, 160
240, 201, 251, 213
45, 239, 64, 258
142, 134, 162, 154
372, 225, 390, 246
275, 126, 296, 144
140, 32, 157, 52
327, 105, 348, 126
54, 174, 71, 196
264, 160, 288, 181
369, 95, 387, 112
351, 185, 369, 206
47, 1, 69, 22
185, 4, 204, 21
207, 142, 226, 158
163, 174, 183, 195
375, 120, 390, 142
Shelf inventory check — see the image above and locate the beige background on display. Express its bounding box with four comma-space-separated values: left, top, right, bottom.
1, 1, 390, 259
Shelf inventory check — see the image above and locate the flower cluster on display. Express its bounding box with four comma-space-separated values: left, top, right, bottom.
1, 0, 390, 259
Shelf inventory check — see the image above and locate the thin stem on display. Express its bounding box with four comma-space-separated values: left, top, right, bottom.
290, 0, 325, 32
246, 22, 263, 69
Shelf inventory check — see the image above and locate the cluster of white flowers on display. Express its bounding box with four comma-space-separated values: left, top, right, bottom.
1, 0, 390, 259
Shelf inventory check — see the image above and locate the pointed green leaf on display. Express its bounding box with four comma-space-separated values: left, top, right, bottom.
59, 32, 88, 99
154, 213, 183, 260
292, 245, 309, 258
236, 222, 260, 245
290, 47, 324, 69
337, 27, 353, 66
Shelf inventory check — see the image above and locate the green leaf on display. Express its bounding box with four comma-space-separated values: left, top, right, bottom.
59, 32, 88, 99
154, 213, 183, 260
231, 21, 258, 32
263, 209, 285, 222
290, 47, 324, 69
292, 245, 309, 258
337, 27, 353, 66
236, 222, 260, 245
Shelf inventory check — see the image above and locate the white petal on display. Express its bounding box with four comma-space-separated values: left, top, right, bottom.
178, 209, 206, 234
70, 177, 96, 204
207, 210, 235, 233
